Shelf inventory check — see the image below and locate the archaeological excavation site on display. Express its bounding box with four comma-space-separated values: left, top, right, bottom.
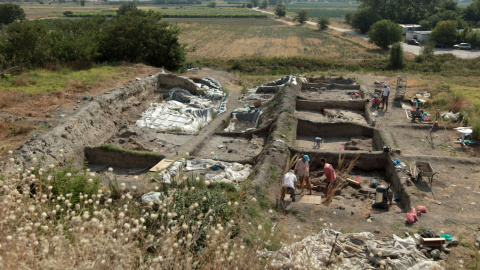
3, 70, 480, 270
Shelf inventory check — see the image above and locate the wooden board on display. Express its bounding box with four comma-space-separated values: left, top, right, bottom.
150, 158, 176, 172
299, 195, 322, 205
420, 237, 446, 247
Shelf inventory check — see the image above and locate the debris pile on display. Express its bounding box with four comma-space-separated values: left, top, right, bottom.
260, 229, 443, 270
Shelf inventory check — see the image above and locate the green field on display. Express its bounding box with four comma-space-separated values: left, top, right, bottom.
287, 8, 353, 18
286, 2, 360, 9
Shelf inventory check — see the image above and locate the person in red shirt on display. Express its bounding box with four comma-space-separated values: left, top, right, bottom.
321, 157, 336, 201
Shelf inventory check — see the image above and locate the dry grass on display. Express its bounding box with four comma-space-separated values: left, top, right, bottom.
0, 157, 276, 269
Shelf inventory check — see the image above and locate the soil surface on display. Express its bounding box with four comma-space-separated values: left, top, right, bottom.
295, 109, 368, 125
298, 89, 361, 101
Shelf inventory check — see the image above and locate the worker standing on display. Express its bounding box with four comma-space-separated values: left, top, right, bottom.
379, 84, 390, 111
295, 155, 312, 195
280, 170, 297, 202
320, 157, 336, 201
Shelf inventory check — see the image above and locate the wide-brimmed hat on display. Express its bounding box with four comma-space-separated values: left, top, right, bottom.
303, 155, 310, 162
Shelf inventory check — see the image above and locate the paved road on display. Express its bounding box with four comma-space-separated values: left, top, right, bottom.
253, 8, 480, 59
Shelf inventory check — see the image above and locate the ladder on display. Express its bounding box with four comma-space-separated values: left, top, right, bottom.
395, 74, 407, 99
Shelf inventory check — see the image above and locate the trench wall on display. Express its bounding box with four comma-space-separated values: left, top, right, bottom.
296, 99, 366, 111
12, 72, 199, 169
85, 147, 164, 168
297, 120, 374, 138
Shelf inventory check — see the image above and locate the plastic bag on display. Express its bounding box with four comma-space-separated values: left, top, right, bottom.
417, 205, 427, 213
406, 213, 416, 223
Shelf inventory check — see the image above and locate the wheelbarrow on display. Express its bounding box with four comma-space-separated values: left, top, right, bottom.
412, 161, 438, 184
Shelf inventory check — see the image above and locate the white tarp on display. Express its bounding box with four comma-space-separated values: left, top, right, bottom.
137, 84, 227, 133
186, 158, 252, 184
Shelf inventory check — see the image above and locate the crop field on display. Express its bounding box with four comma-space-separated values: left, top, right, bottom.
286, 2, 360, 9
286, 2, 358, 18
21, 3, 266, 19
166, 18, 375, 59
287, 8, 353, 18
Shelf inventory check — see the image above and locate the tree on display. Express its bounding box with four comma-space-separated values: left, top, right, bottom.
275, 4, 286, 17
0, 20, 50, 67
117, 2, 139, 16
207, 1, 217, 8
80, 0, 86, 7
99, 10, 186, 71
351, 7, 380, 34
317, 16, 330, 30
466, 30, 480, 49
296, 9, 308, 24
246, 2, 253, 8
390, 42, 403, 69
344, 12, 354, 25
465, 0, 480, 24
367, 19, 403, 49
419, 10, 466, 30
430, 20, 458, 45
251, 0, 259, 7
0, 4, 26, 25
260, 0, 268, 9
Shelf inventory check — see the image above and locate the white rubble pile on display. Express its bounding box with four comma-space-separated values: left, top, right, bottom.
260, 229, 443, 270
136, 86, 227, 133
242, 75, 306, 102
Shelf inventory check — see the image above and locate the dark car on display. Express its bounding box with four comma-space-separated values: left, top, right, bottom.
407, 39, 420, 46
435, 42, 445, 48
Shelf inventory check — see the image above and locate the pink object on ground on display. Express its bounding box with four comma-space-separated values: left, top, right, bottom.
410, 207, 418, 221
355, 175, 360, 182
339, 146, 344, 150
417, 205, 427, 213
406, 213, 416, 223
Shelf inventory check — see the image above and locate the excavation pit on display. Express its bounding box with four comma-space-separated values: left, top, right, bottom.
295, 120, 381, 151
195, 135, 265, 163
287, 150, 411, 211
106, 128, 195, 154
299, 82, 366, 101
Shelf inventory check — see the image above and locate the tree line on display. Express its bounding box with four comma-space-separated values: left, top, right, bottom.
348, 0, 480, 34
0, 3, 186, 72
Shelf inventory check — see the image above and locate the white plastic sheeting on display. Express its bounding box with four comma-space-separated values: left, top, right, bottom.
260, 229, 443, 270
137, 85, 227, 133
186, 159, 252, 184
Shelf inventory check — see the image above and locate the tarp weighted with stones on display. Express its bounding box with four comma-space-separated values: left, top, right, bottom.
260, 229, 443, 270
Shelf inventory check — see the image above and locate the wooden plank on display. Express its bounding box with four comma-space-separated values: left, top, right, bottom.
299, 195, 322, 205
150, 158, 176, 172
346, 177, 361, 186
421, 237, 446, 247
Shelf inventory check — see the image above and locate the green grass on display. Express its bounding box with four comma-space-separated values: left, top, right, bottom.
287, 8, 353, 18
98, 144, 163, 158
0, 65, 140, 95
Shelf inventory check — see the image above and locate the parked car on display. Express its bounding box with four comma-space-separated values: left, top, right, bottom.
453, 43, 472, 50
435, 42, 445, 48
407, 39, 420, 46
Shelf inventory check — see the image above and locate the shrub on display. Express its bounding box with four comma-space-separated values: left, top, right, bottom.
296, 9, 308, 24
389, 42, 404, 69
275, 4, 286, 17
317, 16, 330, 30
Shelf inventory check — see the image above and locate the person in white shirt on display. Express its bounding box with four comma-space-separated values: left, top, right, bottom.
295, 155, 312, 195
281, 170, 297, 202
380, 85, 390, 111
